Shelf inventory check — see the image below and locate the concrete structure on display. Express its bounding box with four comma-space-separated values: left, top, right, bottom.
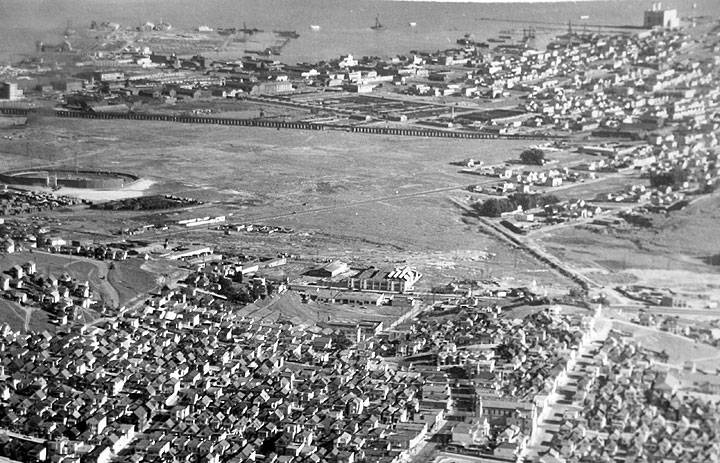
643, 3, 679, 29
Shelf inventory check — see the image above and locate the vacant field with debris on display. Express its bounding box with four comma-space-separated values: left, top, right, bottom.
0, 116, 582, 292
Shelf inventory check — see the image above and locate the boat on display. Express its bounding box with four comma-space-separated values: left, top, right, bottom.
371, 15, 385, 31
309, 24, 321, 31
499, 34, 512, 39
487, 38, 504, 43
580, 15, 590, 20
409, 22, 417, 27
240, 23, 263, 35
274, 30, 300, 39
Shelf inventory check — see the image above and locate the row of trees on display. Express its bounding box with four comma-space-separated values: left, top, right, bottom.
649, 166, 689, 189
473, 193, 560, 217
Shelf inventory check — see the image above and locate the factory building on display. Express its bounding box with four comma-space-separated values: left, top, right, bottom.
347, 266, 422, 293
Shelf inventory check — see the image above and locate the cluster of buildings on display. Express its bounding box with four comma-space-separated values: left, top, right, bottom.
545, 333, 720, 463
299, 262, 423, 295
616, 285, 684, 307
0, 220, 131, 263
0, 281, 439, 463
221, 224, 295, 235
0, 189, 83, 217
0, 278, 602, 463
0, 260, 99, 324
473, 166, 589, 195
373, 302, 599, 460
634, 312, 720, 350
1, 6, 718, 144
500, 199, 604, 235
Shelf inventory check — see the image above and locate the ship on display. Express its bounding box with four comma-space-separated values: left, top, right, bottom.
370, 15, 385, 31
309, 24, 321, 31
239, 23, 263, 35
409, 22, 417, 27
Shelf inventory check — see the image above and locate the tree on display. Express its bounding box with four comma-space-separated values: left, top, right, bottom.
649, 167, 688, 189
475, 198, 516, 217
511, 193, 560, 210
519, 148, 546, 165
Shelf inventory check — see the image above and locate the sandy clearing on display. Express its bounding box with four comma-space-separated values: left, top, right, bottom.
30, 178, 157, 202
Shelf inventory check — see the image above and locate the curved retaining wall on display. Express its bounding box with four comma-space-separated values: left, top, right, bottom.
55, 109, 560, 140
0, 169, 139, 189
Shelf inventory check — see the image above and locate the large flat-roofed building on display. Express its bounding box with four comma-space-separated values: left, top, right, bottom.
317, 260, 350, 278
643, 3, 679, 29
310, 288, 387, 306
347, 266, 422, 293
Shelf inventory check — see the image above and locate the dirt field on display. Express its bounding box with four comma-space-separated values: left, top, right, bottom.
235, 290, 412, 326
0, 116, 579, 291
538, 193, 720, 298
609, 318, 720, 371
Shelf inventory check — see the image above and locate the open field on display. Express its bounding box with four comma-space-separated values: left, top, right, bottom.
609, 318, 720, 371
0, 116, 580, 291
0, 299, 29, 332
538, 193, 720, 297
235, 291, 412, 326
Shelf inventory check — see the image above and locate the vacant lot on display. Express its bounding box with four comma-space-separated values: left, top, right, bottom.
0, 116, 579, 292
235, 291, 411, 326
539, 193, 720, 296
610, 318, 720, 370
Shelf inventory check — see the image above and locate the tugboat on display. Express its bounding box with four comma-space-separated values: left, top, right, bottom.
371, 15, 385, 31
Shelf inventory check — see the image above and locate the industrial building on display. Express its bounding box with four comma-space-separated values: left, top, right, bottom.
347, 266, 422, 293
317, 260, 350, 278
643, 3, 680, 29
310, 288, 388, 306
